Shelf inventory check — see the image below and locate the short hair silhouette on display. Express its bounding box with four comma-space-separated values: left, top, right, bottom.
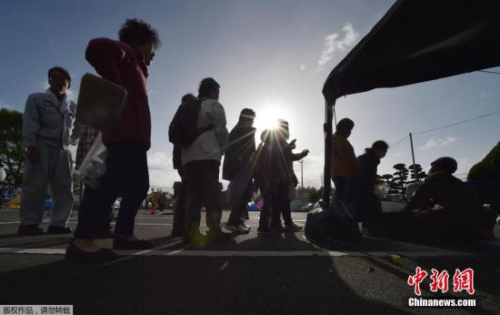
119, 18, 160, 49
48, 66, 71, 89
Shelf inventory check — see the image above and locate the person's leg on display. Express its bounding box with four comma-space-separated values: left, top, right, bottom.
19, 143, 50, 233
73, 145, 128, 240
172, 170, 187, 236
183, 161, 203, 236
203, 161, 223, 233
332, 177, 347, 201
48, 149, 74, 229
258, 190, 272, 231
114, 147, 149, 238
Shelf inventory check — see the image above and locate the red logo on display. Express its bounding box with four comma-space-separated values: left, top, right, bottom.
408, 267, 475, 296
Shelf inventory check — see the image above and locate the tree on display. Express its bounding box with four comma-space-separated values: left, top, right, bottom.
391, 163, 409, 196
408, 164, 427, 182
0, 109, 25, 186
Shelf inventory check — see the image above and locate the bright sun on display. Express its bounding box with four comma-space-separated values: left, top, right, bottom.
254, 106, 283, 131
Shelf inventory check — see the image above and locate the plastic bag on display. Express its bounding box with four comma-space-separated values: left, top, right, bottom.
373, 182, 390, 200
74, 133, 107, 189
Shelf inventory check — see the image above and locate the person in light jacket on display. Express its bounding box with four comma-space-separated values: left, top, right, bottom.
182, 77, 230, 245
18, 66, 80, 236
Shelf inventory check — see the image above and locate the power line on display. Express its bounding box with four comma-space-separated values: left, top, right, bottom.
390, 135, 409, 148
413, 109, 500, 136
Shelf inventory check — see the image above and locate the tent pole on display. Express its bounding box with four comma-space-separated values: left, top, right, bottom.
323, 100, 335, 208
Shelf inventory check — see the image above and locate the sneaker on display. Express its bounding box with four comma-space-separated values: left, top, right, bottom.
226, 223, 250, 234
113, 237, 154, 250
47, 226, 72, 235
65, 242, 118, 262
17, 224, 44, 236
241, 222, 251, 231
283, 223, 302, 233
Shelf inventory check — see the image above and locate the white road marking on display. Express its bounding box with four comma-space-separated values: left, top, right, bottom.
0, 247, 475, 258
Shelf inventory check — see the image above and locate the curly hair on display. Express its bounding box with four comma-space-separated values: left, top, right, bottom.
118, 18, 160, 49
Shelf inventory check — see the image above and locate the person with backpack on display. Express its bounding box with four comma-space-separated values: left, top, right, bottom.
170, 93, 197, 238
223, 108, 256, 234
67, 19, 160, 261
173, 78, 230, 245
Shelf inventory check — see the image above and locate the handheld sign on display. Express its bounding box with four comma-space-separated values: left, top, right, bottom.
75, 73, 128, 132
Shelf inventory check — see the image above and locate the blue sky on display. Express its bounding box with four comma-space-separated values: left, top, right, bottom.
1, 0, 499, 191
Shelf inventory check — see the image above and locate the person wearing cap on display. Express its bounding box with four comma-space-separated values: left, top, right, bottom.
223, 108, 256, 234
403, 157, 482, 241
18, 66, 81, 236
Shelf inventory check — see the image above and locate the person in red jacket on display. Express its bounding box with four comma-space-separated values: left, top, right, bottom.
67, 19, 160, 261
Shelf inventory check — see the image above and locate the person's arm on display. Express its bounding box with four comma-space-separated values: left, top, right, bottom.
69, 102, 82, 145
23, 95, 42, 163
213, 102, 229, 154
22, 94, 40, 149
85, 38, 125, 85
291, 149, 309, 161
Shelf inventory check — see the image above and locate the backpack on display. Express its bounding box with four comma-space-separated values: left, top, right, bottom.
169, 99, 213, 147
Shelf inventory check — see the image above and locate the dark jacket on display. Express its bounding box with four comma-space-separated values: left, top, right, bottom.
86, 38, 151, 150
357, 148, 380, 185
254, 138, 305, 192
222, 122, 256, 180
407, 171, 482, 218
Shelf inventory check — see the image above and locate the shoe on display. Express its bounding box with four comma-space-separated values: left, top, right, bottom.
207, 228, 232, 243
226, 223, 250, 234
284, 223, 302, 233
257, 226, 280, 235
17, 224, 44, 236
183, 231, 207, 247
47, 226, 72, 234
65, 242, 118, 262
113, 237, 154, 250
241, 222, 251, 231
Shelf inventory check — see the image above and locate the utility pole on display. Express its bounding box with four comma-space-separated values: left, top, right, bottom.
409, 132, 418, 182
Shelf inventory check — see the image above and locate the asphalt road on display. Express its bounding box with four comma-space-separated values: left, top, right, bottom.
1, 209, 499, 315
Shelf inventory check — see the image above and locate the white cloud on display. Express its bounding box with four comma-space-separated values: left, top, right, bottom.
317, 23, 359, 70
299, 64, 306, 71
420, 136, 460, 151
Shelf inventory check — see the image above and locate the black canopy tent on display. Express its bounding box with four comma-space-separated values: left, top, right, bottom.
321, 0, 500, 206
